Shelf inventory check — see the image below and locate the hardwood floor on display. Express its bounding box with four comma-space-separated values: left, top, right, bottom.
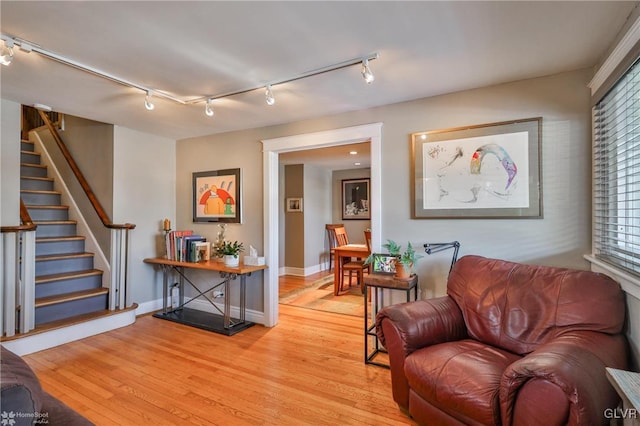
23, 304, 415, 425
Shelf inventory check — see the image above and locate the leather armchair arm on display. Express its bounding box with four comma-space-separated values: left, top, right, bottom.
500, 331, 628, 426
375, 297, 467, 410
375, 296, 467, 355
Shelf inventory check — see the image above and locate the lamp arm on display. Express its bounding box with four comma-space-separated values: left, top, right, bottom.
423, 241, 460, 273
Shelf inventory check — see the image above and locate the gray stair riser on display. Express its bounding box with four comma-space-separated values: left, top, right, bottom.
35, 239, 85, 256
35, 274, 102, 298
35, 294, 108, 325
21, 152, 41, 164
21, 142, 34, 151
36, 256, 94, 275
21, 178, 54, 191
21, 192, 61, 205
28, 208, 68, 221
36, 223, 76, 238
20, 165, 47, 178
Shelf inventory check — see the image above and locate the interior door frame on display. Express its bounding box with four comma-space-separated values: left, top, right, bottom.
261, 123, 383, 326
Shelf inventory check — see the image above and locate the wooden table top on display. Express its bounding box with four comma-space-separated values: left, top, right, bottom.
144, 257, 267, 275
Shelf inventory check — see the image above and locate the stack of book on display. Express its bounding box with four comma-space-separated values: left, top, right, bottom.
165, 230, 210, 262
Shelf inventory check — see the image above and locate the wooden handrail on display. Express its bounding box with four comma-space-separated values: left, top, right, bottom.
38, 110, 135, 230
1, 200, 37, 233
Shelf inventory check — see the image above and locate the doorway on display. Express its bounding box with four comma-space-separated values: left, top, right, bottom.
262, 123, 383, 327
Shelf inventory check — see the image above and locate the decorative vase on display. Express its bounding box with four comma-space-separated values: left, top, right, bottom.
394, 261, 412, 279
224, 254, 239, 267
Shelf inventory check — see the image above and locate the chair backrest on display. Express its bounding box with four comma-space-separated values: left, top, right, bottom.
333, 226, 349, 246
326, 224, 347, 248
447, 255, 626, 355
364, 230, 372, 252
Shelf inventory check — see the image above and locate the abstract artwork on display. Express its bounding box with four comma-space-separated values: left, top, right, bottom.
193, 168, 242, 223
411, 118, 541, 218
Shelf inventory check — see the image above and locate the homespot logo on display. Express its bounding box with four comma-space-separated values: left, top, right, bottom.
1, 411, 49, 425
604, 407, 638, 419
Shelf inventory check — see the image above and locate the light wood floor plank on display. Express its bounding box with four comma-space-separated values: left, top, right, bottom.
22, 304, 415, 425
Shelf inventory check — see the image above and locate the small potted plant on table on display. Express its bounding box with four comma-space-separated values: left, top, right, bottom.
367, 239, 423, 278
219, 240, 244, 267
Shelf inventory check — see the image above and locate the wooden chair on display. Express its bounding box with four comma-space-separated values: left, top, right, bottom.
326, 224, 346, 271
340, 230, 372, 294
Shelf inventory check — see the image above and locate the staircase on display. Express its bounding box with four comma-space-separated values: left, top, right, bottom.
20, 139, 109, 327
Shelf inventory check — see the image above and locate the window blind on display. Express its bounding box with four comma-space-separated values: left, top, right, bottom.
593, 57, 640, 276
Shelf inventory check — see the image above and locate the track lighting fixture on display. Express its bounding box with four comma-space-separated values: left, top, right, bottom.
265, 85, 276, 106
1, 39, 14, 66
144, 91, 155, 111
361, 59, 374, 84
1, 32, 380, 115
205, 98, 214, 117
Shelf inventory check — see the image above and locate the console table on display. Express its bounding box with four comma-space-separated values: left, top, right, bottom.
363, 273, 418, 368
144, 257, 266, 336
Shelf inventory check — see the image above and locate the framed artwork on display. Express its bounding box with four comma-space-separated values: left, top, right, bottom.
286, 197, 303, 212
342, 178, 370, 220
369, 253, 397, 274
411, 117, 542, 219
193, 168, 242, 223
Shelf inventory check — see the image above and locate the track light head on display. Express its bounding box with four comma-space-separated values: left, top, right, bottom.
204, 98, 214, 117
205, 99, 214, 117
144, 91, 155, 111
361, 59, 374, 84
265, 85, 275, 106
1, 39, 15, 66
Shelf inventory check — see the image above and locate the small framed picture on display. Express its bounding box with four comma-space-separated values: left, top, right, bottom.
370, 253, 397, 274
286, 197, 303, 212
342, 178, 370, 220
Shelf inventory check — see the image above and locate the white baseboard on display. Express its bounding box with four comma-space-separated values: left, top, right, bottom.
280, 263, 329, 277
1, 309, 137, 356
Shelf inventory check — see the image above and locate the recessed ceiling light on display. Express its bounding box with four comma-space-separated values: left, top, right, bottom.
354, 162, 361, 166
349, 151, 358, 155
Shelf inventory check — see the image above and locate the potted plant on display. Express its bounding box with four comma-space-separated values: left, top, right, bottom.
367, 239, 423, 278
218, 240, 244, 267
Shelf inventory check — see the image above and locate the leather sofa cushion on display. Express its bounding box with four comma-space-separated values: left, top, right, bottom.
1, 346, 44, 424
447, 255, 625, 355
405, 339, 521, 425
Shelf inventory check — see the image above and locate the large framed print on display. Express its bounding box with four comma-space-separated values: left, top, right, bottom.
342, 178, 370, 220
193, 168, 241, 223
411, 118, 542, 219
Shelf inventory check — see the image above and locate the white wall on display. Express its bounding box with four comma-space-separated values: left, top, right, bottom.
303, 164, 332, 271
112, 126, 175, 311
1, 99, 21, 226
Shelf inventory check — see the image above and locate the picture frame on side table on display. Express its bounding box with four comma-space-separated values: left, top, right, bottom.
342, 178, 370, 220
193, 168, 242, 223
411, 117, 542, 219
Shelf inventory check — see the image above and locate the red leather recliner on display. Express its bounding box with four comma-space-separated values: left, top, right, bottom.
376, 255, 628, 425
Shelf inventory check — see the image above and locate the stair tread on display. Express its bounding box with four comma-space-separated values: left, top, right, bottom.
21, 162, 47, 168
36, 268, 102, 283
21, 189, 62, 195
37, 236, 85, 242
36, 252, 94, 261
35, 288, 109, 308
21, 150, 40, 155
26, 205, 68, 210
33, 220, 76, 225
21, 176, 53, 182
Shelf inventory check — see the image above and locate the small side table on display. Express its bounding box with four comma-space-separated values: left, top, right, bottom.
363, 273, 418, 368
606, 367, 640, 425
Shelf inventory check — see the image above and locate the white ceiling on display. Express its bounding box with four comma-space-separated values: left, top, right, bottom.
0, 1, 636, 141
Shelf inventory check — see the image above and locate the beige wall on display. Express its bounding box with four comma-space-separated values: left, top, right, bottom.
177, 68, 594, 312
284, 164, 304, 270
1, 99, 21, 226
